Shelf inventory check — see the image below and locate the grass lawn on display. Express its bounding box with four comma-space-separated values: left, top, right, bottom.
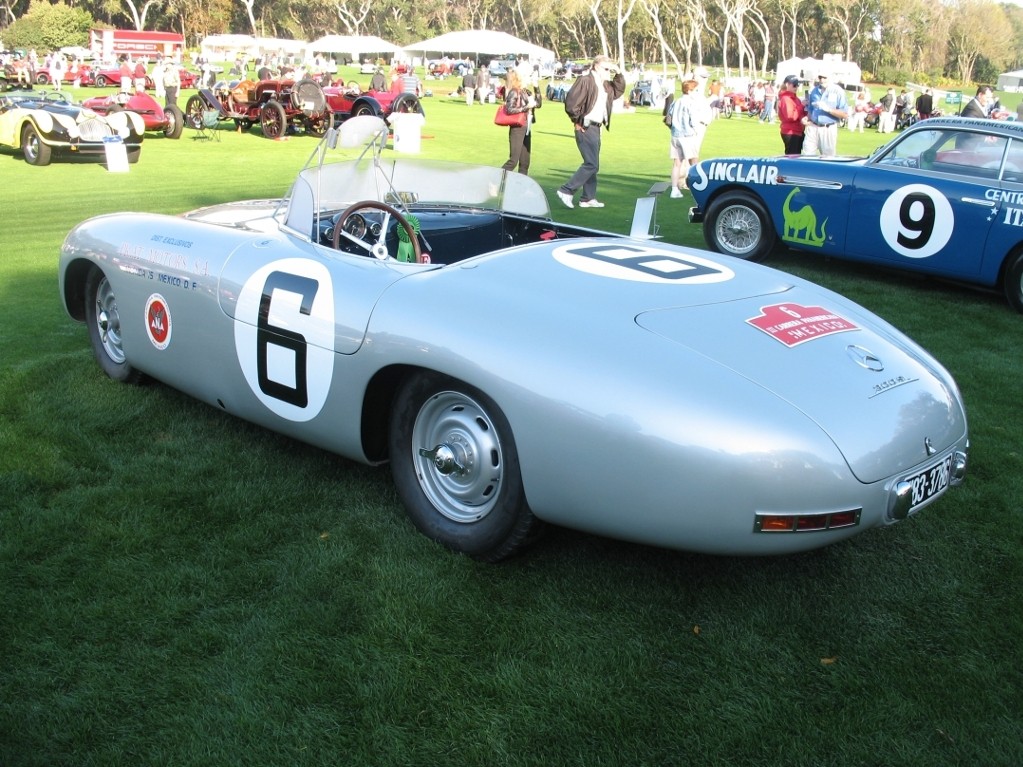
1, 75, 1021, 766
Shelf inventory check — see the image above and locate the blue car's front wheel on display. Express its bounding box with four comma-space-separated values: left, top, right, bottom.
704, 191, 776, 262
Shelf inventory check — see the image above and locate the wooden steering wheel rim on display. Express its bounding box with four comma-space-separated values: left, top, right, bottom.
331, 199, 423, 263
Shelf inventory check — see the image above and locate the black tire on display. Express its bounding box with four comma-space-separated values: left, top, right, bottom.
127, 147, 140, 164
185, 94, 204, 129
389, 373, 539, 561
352, 102, 376, 118
84, 268, 143, 384
703, 191, 776, 262
1002, 249, 1023, 313
390, 93, 423, 115
260, 100, 287, 139
95, 74, 108, 87
163, 103, 184, 139
21, 123, 51, 166
35, 73, 50, 85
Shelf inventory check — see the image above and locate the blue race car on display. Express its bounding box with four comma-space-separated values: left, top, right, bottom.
687, 116, 1023, 312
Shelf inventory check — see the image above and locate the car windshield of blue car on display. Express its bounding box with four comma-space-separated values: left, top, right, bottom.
875, 127, 1012, 179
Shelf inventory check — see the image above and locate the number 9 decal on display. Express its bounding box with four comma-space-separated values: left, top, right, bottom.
879, 184, 954, 258
234, 258, 335, 421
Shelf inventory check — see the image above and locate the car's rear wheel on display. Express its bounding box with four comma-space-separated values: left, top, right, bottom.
163, 103, 184, 139
389, 373, 539, 562
95, 74, 108, 87
261, 100, 287, 139
1002, 250, 1023, 313
21, 123, 52, 166
35, 73, 50, 84
704, 191, 776, 261
84, 268, 142, 384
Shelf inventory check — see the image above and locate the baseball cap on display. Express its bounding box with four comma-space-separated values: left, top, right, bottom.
783, 75, 799, 86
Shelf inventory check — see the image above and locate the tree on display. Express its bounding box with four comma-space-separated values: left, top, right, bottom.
947, 0, 1012, 83
3, 0, 92, 50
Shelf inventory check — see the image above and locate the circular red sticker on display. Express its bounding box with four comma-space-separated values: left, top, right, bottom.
145, 294, 172, 350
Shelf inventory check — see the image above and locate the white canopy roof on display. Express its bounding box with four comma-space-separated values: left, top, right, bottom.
404, 30, 554, 62
307, 35, 403, 59
200, 35, 305, 58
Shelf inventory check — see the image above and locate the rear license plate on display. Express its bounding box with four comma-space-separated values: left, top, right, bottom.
906, 453, 953, 513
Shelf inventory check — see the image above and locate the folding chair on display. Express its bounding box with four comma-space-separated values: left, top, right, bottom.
192, 109, 221, 141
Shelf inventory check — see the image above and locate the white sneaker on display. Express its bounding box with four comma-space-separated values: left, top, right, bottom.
578, 199, 605, 208
556, 189, 574, 208
670, 188, 683, 199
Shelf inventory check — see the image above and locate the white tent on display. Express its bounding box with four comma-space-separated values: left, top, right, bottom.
200, 34, 305, 62
997, 69, 1023, 92
404, 30, 554, 63
307, 35, 403, 63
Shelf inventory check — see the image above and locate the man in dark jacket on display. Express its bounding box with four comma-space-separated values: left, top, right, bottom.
555, 55, 626, 209
915, 89, 934, 120
961, 86, 992, 119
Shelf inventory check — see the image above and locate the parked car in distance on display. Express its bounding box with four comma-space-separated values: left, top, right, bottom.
688, 115, 1023, 312
82, 91, 184, 139
186, 78, 332, 138
91, 67, 197, 90
0, 88, 144, 165
33, 66, 96, 87
322, 81, 423, 125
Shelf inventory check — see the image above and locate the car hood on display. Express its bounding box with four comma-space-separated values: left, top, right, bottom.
636, 290, 966, 483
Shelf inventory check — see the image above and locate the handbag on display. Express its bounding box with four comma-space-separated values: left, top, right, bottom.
494, 104, 528, 128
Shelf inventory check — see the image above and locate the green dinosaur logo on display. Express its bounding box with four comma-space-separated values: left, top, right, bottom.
781, 188, 827, 247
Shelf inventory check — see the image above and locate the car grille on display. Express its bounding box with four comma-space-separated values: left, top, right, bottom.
78, 118, 113, 142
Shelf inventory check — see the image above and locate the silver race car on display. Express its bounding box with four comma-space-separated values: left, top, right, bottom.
59, 117, 969, 561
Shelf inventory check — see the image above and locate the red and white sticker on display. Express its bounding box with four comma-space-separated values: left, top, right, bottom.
145, 294, 172, 350
747, 303, 858, 347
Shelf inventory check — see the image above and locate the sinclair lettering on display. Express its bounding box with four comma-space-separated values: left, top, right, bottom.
691, 162, 779, 192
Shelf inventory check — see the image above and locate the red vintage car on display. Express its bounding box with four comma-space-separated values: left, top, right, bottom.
321, 81, 423, 123
92, 67, 197, 90
184, 78, 328, 138
183, 78, 425, 140
81, 91, 185, 139
33, 66, 96, 87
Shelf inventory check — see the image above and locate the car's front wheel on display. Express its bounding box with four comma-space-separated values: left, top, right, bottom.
163, 103, 184, 139
260, 100, 287, 139
84, 268, 143, 384
704, 191, 776, 261
184, 95, 204, 129
21, 123, 52, 166
389, 373, 539, 561
1002, 249, 1023, 313
95, 74, 108, 87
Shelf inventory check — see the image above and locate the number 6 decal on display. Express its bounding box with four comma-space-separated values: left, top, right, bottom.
879, 184, 954, 259
235, 258, 335, 422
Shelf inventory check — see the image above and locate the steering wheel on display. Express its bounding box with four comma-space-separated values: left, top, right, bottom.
332, 200, 423, 263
